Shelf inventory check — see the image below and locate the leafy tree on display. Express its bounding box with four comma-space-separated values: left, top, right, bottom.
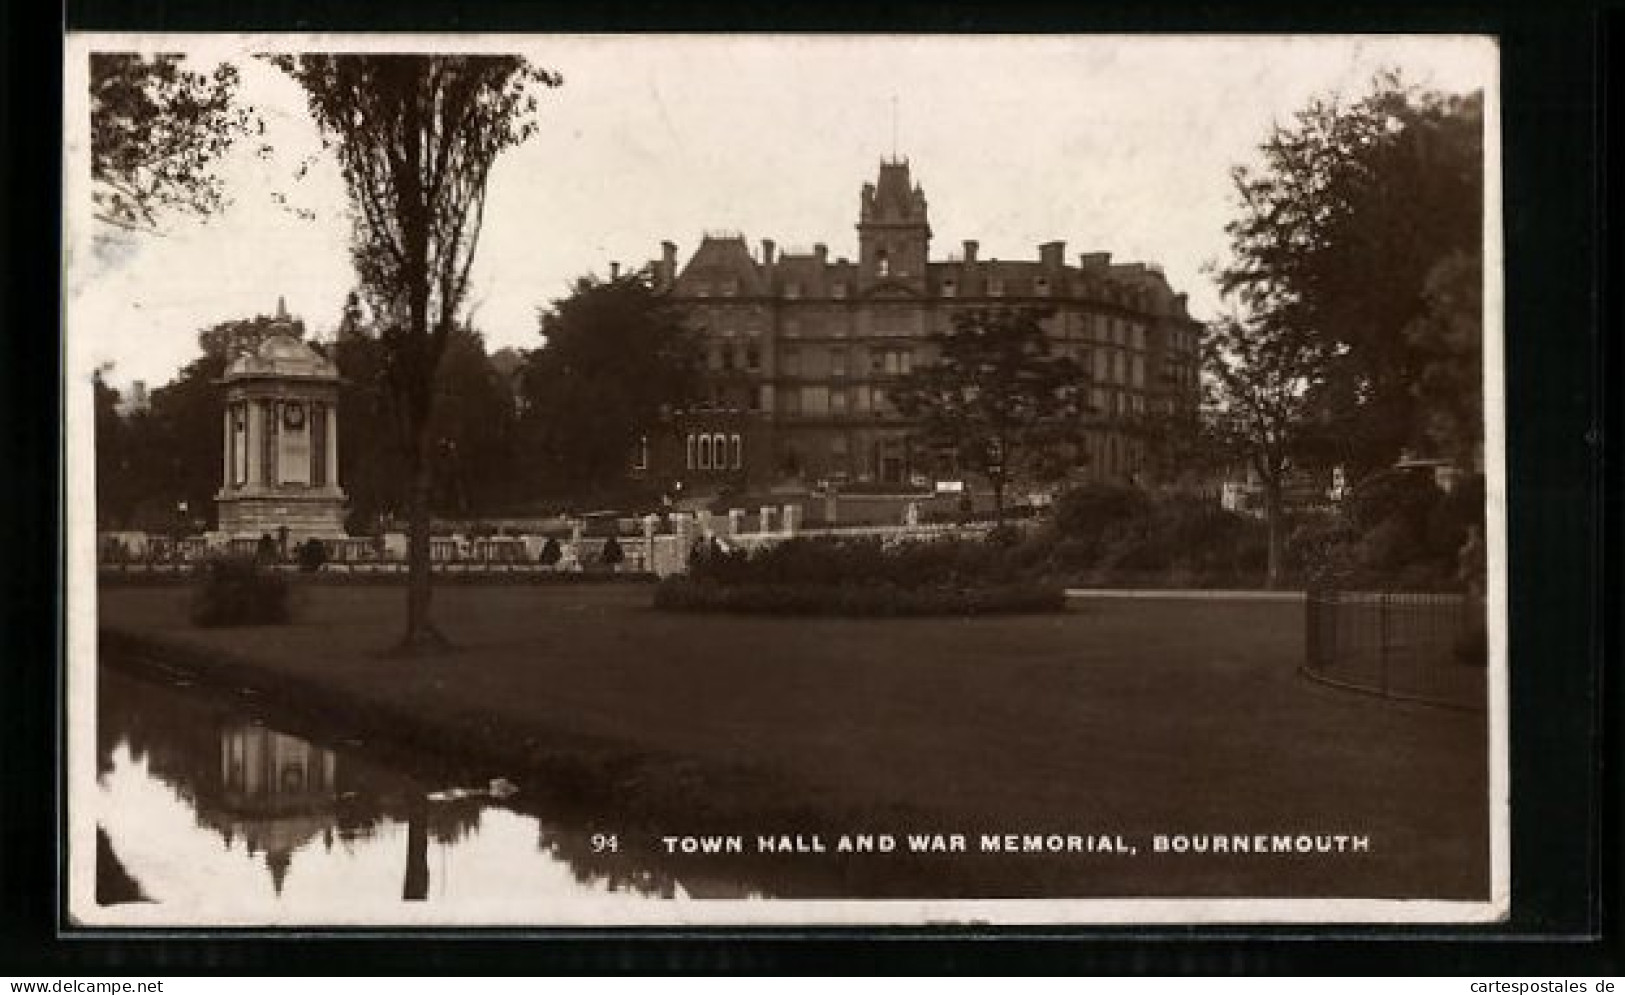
890, 307, 1086, 524
273, 54, 561, 654
1198, 316, 1323, 588
90, 53, 253, 231
1218, 72, 1483, 475
518, 271, 704, 498
93, 368, 135, 528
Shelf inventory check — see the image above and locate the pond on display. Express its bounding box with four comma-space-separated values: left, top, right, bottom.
92, 660, 762, 924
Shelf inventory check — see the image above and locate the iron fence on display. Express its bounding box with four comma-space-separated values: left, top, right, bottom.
1303, 589, 1487, 711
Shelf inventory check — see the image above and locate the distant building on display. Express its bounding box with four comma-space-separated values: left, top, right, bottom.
640, 158, 1203, 497
114, 380, 149, 417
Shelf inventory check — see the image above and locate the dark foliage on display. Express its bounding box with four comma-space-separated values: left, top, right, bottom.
190, 555, 290, 627
296, 538, 328, 573
655, 577, 1064, 617
538, 537, 562, 566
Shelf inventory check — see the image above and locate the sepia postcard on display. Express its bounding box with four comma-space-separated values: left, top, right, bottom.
64, 32, 1508, 927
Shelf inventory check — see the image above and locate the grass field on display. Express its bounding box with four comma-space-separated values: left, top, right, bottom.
96, 581, 1490, 899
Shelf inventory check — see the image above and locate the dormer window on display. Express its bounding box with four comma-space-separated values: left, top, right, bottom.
1036, 277, 1050, 296
941, 279, 957, 298
723, 277, 739, 297
988, 277, 1004, 297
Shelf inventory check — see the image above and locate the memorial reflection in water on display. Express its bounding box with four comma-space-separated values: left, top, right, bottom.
94, 662, 756, 917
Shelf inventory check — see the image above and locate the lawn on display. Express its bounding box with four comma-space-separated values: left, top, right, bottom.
96, 581, 1490, 900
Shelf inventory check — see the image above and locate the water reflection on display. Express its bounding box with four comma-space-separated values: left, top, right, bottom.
94, 662, 758, 920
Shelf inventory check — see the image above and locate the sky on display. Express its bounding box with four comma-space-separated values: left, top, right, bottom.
65, 34, 1497, 391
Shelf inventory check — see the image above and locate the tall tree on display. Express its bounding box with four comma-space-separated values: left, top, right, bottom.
517, 272, 704, 500
1198, 316, 1323, 588
1218, 73, 1483, 475
889, 307, 1086, 524
273, 54, 561, 653
90, 53, 253, 232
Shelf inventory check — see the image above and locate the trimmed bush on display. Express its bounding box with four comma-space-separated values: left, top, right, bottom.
190, 555, 290, 627
654, 577, 1065, 616
538, 537, 562, 566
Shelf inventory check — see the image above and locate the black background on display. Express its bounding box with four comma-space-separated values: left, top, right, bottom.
1, 0, 1617, 974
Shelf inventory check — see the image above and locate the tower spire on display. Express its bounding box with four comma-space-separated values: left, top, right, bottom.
276, 295, 288, 322
890, 95, 898, 159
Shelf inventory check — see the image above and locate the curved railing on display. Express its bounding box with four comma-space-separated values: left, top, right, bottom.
1303, 589, 1487, 712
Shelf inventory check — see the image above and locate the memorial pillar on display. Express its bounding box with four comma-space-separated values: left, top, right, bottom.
245, 397, 262, 487
325, 398, 340, 490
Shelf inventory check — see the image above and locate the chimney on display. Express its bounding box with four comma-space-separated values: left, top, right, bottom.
814, 243, 828, 265
660, 240, 678, 286
609, 260, 621, 280
761, 238, 776, 267
962, 240, 979, 263
1079, 251, 1111, 270
1040, 240, 1065, 269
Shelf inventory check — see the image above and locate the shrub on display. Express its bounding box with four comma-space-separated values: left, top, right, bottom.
296, 538, 328, 573
190, 555, 290, 627
654, 577, 1065, 616
1050, 484, 1151, 545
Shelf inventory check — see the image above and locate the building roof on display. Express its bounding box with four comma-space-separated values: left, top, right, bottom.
223, 330, 340, 383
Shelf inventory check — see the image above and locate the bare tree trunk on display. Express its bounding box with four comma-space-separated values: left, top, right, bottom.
402, 796, 429, 901
398, 416, 448, 654
1263, 475, 1286, 590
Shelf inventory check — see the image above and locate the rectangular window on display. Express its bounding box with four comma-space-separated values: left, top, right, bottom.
832, 283, 847, 298
1036, 277, 1050, 296
831, 388, 848, 415
731, 434, 743, 470
1094, 350, 1109, 382
686, 434, 696, 470
884, 351, 900, 375
784, 282, 801, 299
988, 277, 1004, 297
941, 279, 957, 298
800, 385, 830, 416
831, 348, 847, 378
899, 350, 912, 375
1112, 351, 1124, 384
1133, 324, 1146, 350
634, 435, 649, 470
855, 385, 871, 413
782, 348, 801, 376
870, 349, 885, 374
1132, 355, 1145, 388
721, 345, 736, 372
783, 318, 800, 338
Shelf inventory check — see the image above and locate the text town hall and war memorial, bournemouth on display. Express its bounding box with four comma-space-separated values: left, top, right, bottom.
190, 157, 1204, 556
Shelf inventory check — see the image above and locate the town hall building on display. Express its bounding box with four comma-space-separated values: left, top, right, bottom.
640, 159, 1203, 498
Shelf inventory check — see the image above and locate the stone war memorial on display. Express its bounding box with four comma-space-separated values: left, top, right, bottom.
214, 299, 347, 546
